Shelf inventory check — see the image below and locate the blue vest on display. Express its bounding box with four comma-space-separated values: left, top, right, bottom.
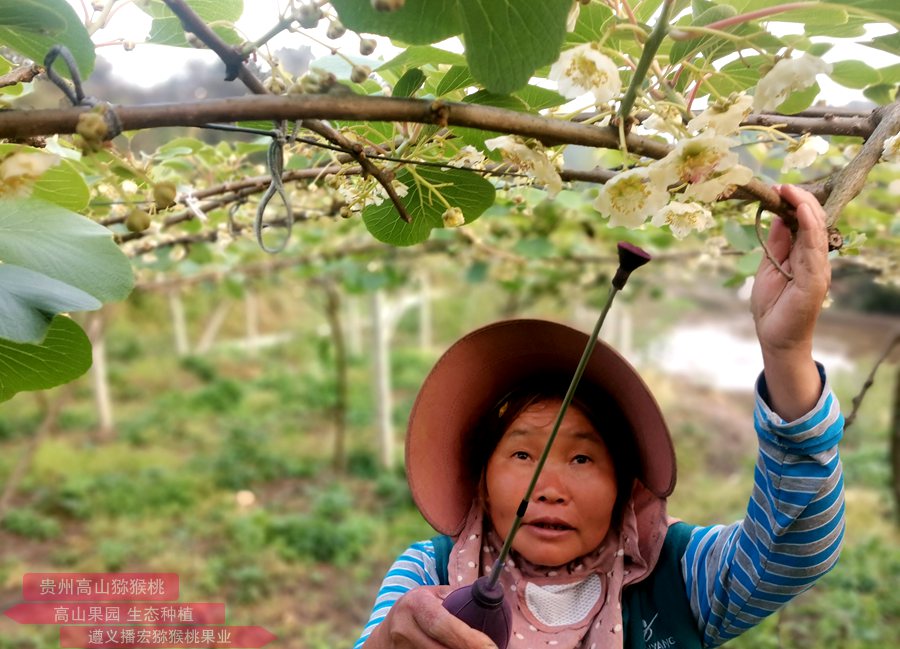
432, 522, 703, 649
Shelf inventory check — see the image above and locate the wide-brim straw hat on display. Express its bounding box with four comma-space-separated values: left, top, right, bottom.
406, 318, 675, 537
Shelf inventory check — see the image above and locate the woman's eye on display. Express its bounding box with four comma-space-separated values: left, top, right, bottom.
513, 451, 530, 460
572, 454, 592, 465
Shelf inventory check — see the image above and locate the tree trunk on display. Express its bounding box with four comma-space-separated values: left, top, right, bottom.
168, 289, 190, 356
86, 311, 114, 440
891, 362, 900, 524
418, 271, 432, 351
371, 289, 393, 470
245, 289, 259, 357
322, 281, 349, 472
346, 295, 363, 357
0, 389, 67, 524
196, 301, 231, 354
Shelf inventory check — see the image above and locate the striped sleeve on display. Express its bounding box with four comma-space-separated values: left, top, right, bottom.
681, 363, 845, 648
353, 539, 440, 649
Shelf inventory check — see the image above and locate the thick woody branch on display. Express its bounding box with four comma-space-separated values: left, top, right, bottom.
741, 111, 879, 138
3, 95, 893, 224
160, 0, 411, 223
823, 99, 900, 227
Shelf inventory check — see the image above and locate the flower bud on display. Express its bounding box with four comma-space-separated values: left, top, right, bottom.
326, 20, 346, 40
350, 65, 371, 84
265, 75, 287, 94
442, 206, 465, 228
359, 38, 377, 56
297, 3, 322, 29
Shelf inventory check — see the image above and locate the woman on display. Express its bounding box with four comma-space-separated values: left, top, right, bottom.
356, 185, 845, 649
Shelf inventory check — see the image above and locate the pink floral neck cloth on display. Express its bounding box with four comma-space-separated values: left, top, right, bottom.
448, 482, 668, 649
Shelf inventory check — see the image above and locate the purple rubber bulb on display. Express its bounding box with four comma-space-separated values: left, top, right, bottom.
442, 576, 512, 649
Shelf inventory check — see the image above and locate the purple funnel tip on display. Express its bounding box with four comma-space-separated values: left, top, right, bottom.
612, 242, 652, 289
617, 242, 652, 270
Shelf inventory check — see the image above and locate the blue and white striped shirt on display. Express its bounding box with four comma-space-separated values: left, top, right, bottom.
356, 367, 844, 648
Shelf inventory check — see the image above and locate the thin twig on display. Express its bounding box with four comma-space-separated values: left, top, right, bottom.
845, 331, 900, 430
0, 64, 42, 89
0, 388, 69, 524
755, 203, 793, 281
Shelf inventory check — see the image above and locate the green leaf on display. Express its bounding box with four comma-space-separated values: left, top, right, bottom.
458, 0, 571, 95
393, 68, 426, 98
462, 90, 529, 112
831, 0, 900, 25
435, 65, 475, 96
0, 264, 99, 343
565, 3, 615, 44
378, 46, 466, 74
0, 315, 92, 403
362, 167, 495, 246
699, 56, 762, 97
513, 237, 554, 259
0, 144, 89, 211
0, 198, 134, 303
331, 0, 462, 45
735, 250, 763, 276
513, 85, 567, 111
723, 221, 758, 253
140, 0, 243, 47
0, 0, 95, 79
670, 5, 739, 65
805, 42, 834, 57
863, 83, 896, 105
866, 31, 900, 57
830, 60, 881, 89
877, 63, 900, 85
776, 82, 820, 115
804, 15, 865, 37
634, 0, 666, 22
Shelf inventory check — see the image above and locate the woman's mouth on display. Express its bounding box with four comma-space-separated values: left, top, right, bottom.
527, 519, 574, 532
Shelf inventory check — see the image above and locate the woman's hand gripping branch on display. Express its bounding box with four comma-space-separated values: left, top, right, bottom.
750, 184, 832, 421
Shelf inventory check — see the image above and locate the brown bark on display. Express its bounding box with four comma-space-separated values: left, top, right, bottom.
892, 362, 900, 524
320, 280, 349, 472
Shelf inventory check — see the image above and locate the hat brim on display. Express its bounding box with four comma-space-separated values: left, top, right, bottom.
406, 319, 676, 536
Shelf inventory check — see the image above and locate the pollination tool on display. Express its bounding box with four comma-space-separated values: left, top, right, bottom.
442, 242, 652, 649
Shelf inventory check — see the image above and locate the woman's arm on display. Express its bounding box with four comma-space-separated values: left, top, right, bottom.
680, 186, 845, 647
681, 371, 844, 647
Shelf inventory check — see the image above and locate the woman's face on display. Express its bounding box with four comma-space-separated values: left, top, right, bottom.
485, 397, 618, 567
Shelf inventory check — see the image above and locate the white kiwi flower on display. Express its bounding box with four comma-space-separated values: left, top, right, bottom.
782, 135, 830, 171
549, 43, 622, 104
652, 200, 713, 239
753, 55, 832, 112
593, 167, 670, 228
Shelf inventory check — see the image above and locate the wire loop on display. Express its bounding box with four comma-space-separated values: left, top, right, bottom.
44, 45, 123, 140
254, 132, 294, 254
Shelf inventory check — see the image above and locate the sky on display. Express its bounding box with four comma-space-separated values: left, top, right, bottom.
68, 0, 897, 104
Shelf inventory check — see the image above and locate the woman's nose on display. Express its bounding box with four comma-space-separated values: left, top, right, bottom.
533, 468, 567, 504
